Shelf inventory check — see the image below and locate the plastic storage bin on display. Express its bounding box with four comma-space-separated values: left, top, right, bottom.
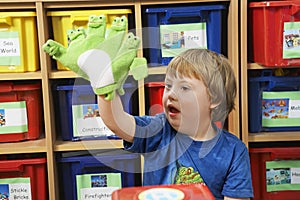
142, 4, 228, 66
249, 1, 300, 67
145, 82, 165, 115
0, 11, 39, 72
47, 9, 132, 70
249, 147, 300, 200
0, 82, 42, 142
57, 151, 142, 200
0, 158, 47, 200
55, 82, 137, 141
248, 70, 300, 132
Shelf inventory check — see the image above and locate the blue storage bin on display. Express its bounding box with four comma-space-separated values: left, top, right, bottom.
55, 82, 137, 141
58, 150, 142, 200
142, 4, 228, 66
248, 70, 300, 132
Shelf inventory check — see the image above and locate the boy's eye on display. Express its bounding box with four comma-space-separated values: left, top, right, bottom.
181, 86, 190, 91
165, 84, 171, 89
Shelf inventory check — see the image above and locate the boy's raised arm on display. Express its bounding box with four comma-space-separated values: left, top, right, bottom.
98, 94, 135, 143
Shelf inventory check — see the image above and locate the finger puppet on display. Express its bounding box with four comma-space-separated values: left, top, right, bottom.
43, 15, 148, 100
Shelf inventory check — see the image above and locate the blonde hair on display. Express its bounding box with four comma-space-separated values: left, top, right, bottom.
166, 48, 236, 122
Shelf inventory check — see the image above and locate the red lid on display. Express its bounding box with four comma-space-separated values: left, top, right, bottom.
0, 82, 40, 93
0, 82, 14, 92
0, 158, 46, 172
145, 82, 165, 87
249, 1, 300, 8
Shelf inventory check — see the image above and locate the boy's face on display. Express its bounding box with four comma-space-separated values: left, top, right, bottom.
163, 74, 213, 137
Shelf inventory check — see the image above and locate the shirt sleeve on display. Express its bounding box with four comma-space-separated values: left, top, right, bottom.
123, 114, 167, 153
221, 143, 254, 198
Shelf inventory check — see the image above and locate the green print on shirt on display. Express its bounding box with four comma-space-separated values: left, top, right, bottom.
174, 164, 204, 184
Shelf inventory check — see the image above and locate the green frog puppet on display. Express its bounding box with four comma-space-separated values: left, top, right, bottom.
43, 15, 148, 100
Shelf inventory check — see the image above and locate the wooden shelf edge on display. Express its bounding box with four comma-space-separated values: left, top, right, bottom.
0, 138, 46, 154
248, 63, 300, 70
140, 0, 230, 5
148, 66, 167, 74
49, 67, 167, 79
49, 70, 78, 79
0, 1, 35, 4
0, 71, 42, 80
54, 139, 124, 151
248, 132, 300, 142
42, 0, 134, 3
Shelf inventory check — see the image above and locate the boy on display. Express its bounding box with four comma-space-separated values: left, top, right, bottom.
98, 49, 253, 199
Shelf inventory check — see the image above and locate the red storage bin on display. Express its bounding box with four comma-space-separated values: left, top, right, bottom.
249, 1, 300, 66
249, 147, 300, 200
145, 82, 165, 115
0, 82, 42, 142
0, 158, 47, 200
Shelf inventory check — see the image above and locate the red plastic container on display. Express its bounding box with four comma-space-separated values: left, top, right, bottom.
249, 147, 300, 200
249, 1, 300, 66
0, 82, 42, 142
145, 82, 165, 115
112, 183, 215, 200
0, 158, 48, 200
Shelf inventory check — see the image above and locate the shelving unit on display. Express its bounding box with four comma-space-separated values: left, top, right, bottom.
0, 0, 239, 199
240, 0, 300, 145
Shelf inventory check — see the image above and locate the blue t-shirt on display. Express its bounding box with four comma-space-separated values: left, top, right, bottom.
124, 114, 254, 199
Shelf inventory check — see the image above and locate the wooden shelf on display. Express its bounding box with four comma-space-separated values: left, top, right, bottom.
0, 71, 42, 80
249, 132, 300, 142
54, 139, 124, 151
148, 66, 167, 74
49, 70, 78, 79
0, 1, 35, 8
0, 138, 46, 154
43, 0, 134, 8
49, 67, 167, 79
248, 63, 300, 70
141, 0, 230, 5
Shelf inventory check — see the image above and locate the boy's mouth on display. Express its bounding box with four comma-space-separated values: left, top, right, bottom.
168, 105, 180, 116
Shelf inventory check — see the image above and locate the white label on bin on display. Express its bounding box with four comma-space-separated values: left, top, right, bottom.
283, 22, 300, 59
291, 168, 300, 184
266, 160, 300, 192
0, 32, 21, 66
80, 187, 119, 200
0, 101, 28, 134
76, 173, 121, 200
0, 177, 32, 200
262, 91, 300, 127
289, 100, 300, 118
160, 23, 207, 58
72, 104, 115, 138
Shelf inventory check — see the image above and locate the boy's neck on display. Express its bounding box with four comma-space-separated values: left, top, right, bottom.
190, 123, 217, 141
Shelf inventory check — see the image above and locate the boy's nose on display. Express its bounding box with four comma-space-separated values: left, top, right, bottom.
168, 89, 178, 101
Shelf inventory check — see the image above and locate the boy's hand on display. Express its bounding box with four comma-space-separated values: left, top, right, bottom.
43, 15, 148, 100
